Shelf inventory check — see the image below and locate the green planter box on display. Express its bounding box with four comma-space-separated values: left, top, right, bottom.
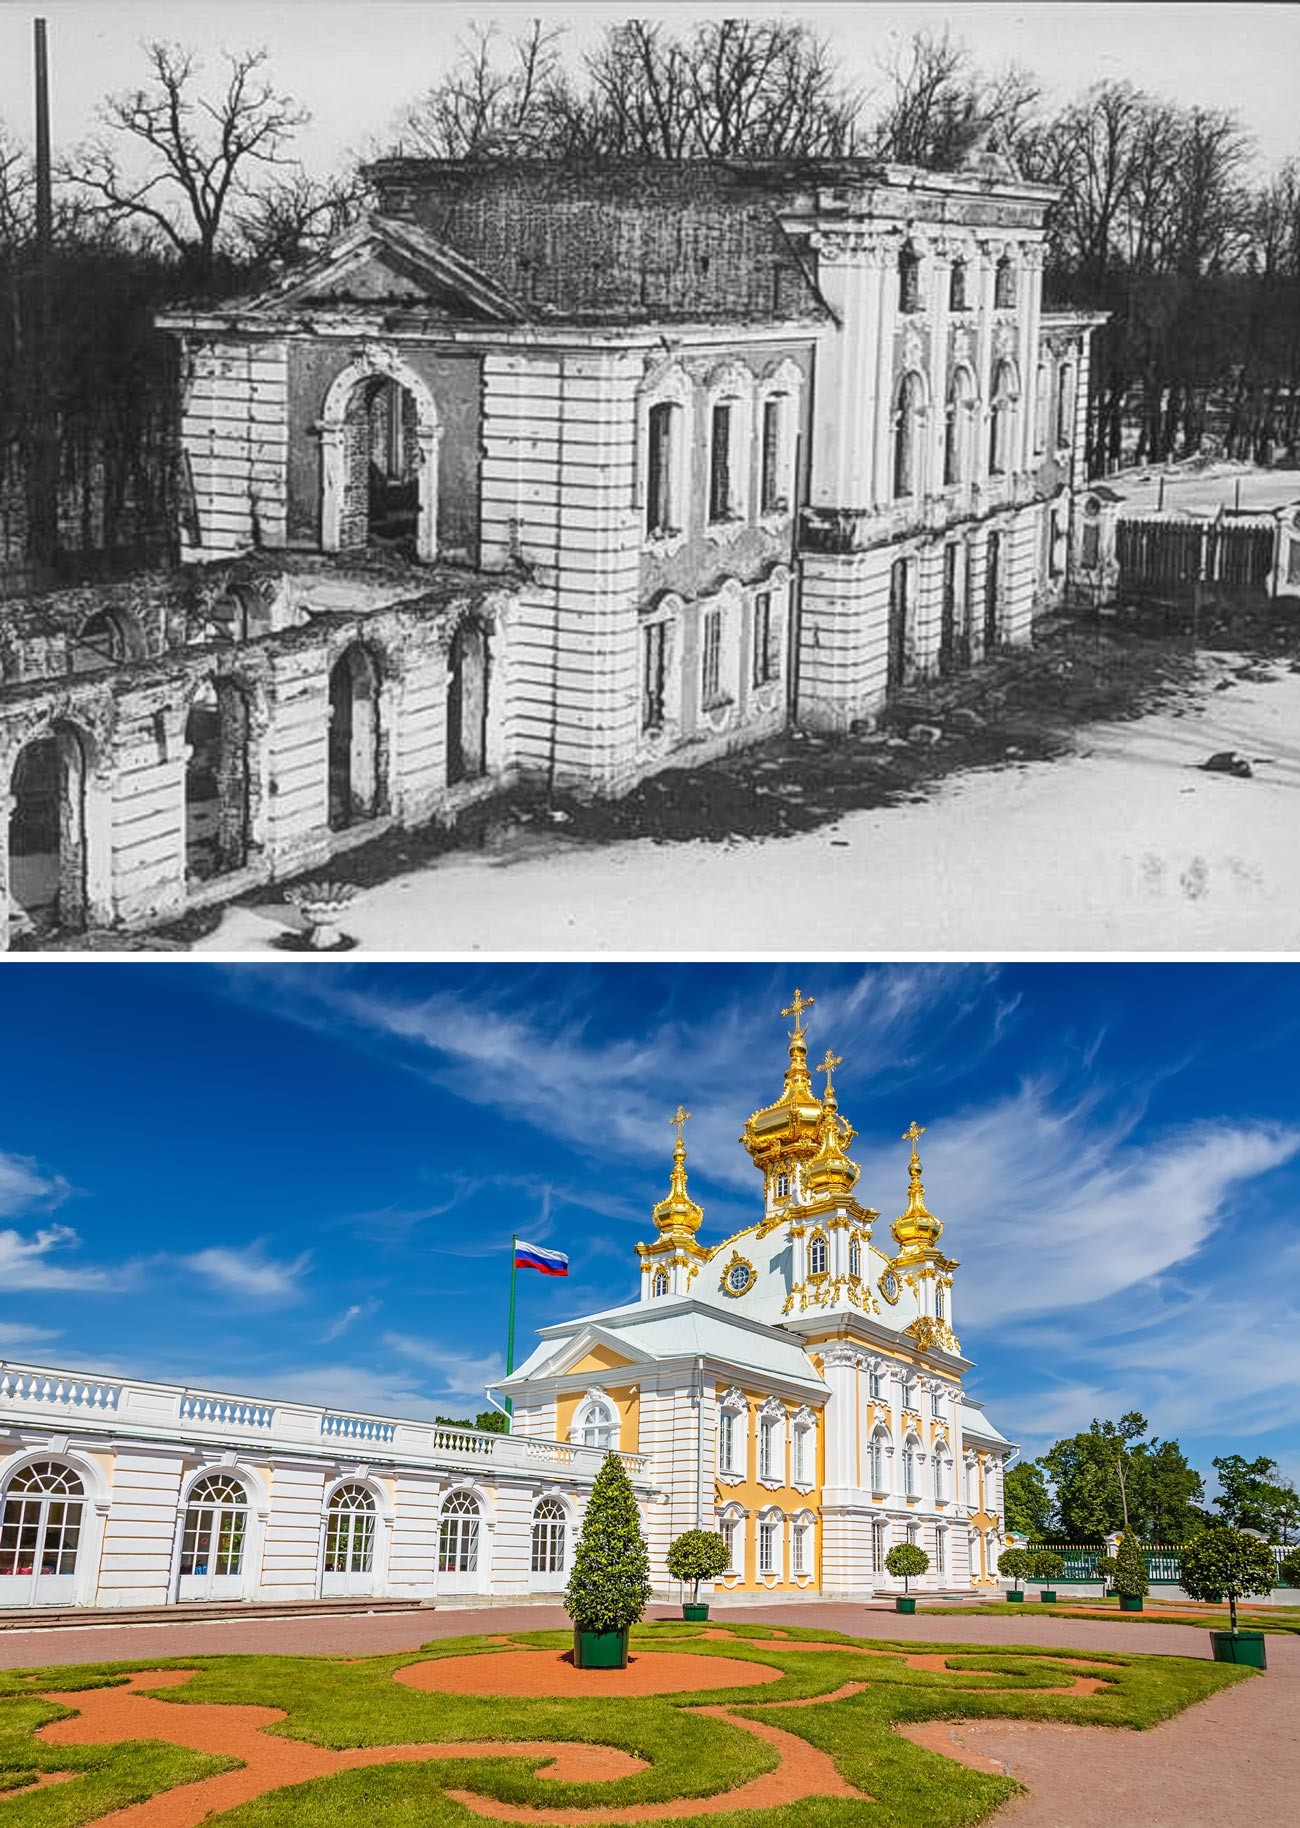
895, 1596, 917, 1614
573, 1627, 630, 1669
1038, 1590, 1058, 1604
1210, 1631, 1266, 1669
1119, 1595, 1144, 1613
682, 1603, 710, 1622
1006, 1590, 1025, 1603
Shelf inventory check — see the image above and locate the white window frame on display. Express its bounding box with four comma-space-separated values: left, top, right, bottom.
757, 1398, 786, 1485
637, 363, 692, 556
704, 362, 753, 538
571, 1387, 619, 1452
638, 595, 684, 751
870, 1429, 889, 1495
754, 358, 803, 524
717, 1503, 746, 1576
757, 1507, 783, 1579
903, 1436, 920, 1499
808, 1232, 829, 1278
790, 1510, 815, 1579
653, 1268, 669, 1298
791, 1406, 816, 1489
694, 578, 743, 723
718, 1388, 749, 1483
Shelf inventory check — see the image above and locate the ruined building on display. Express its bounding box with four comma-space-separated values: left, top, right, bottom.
0, 158, 1102, 944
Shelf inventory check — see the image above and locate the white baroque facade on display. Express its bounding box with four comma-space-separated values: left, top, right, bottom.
0, 1002, 1012, 1611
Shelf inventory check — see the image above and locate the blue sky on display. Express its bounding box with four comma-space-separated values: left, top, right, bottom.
1, 962, 1297, 1495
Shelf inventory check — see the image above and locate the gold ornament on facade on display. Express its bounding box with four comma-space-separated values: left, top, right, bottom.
636, 1104, 710, 1272
804, 1049, 863, 1199
878, 1268, 901, 1304
720, 1251, 757, 1298
891, 1120, 946, 1260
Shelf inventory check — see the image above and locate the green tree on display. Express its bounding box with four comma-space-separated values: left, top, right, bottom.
1113, 1529, 1149, 1599
885, 1542, 929, 1594
1042, 1415, 1204, 1539
1004, 1461, 1054, 1537
1277, 1547, 1300, 1588
998, 1547, 1030, 1594
665, 1529, 730, 1604
1180, 1526, 1277, 1635
1028, 1550, 1065, 1585
1213, 1455, 1290, 1533
563, 1452, 651, 1633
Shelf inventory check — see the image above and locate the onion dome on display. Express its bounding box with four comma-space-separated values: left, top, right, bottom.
651, 1105, 704, 1239
740, 989, 826, 1178
805, 1050, 861, 1198
891, 1120, 944, 1258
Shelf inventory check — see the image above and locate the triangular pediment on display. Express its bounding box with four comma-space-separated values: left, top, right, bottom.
246, 214, 525, 323
543, 1325, 658, 1380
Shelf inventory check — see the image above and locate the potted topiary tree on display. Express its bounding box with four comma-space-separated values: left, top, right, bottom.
1113, 1530, 1149, 1613
564, 1452, 652, 1669
1278, 1547, 1300, 1591
1030, 1549, 1065, 1603
1094, 1552, 1117, 1597
666, 1529, 730, 1622
885, 1542, 929, 1613
1179, 1527, 1277, 1669
998, 1546, 1029, 1602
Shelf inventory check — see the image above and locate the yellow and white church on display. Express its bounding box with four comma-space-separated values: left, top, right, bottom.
0, 996, 1010, 1612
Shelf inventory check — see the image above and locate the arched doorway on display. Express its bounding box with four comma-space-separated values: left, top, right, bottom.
8, 724, 89, 936
178, 1472, 249, 1602
185, 680, 250, 881
328, 645, 381, 830
438, 1490, 482, 1595
0, 1460, 86, 1606
447, 622, 489, 785
343, 377, 419, 551
322, 1484, 377, 1597
530, 1497, 567, 1592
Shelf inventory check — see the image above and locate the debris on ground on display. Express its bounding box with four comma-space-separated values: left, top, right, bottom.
1201, 750, 1254, 778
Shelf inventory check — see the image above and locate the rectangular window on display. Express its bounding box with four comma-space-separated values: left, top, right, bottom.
932, 1392, 944, 1418
759, 1418, 778, 1481
752, 590, 779, 687
935, 1531, 946, 1574
792, 1522, 808, 1576
646, 402, 675, 536
966, 1463, 978, 1507
709, 402, 733, 521
869, 1370, 883, 1399
758, 1519, 776, 1574
792, 1425, 809, 1485
719, 1410, 736, 1474
642, 620, 667, 731
701, 607, 724, 707
760, 397, 784, 513
1081, 520, 1100, 569
901, 1382, 915, 1411
872, 1520, 887, 1572
720, 1516, 738, 1572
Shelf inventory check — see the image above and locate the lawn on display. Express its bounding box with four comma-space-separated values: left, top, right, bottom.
959, 1598, 1300, 1633
0, 1621, 1255, 1828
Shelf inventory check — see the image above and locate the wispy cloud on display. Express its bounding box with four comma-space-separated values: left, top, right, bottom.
0, 1223, 121, 1291
0, 1319, 63, 1355
0, 1148, 73, 1219
383, 1330, 505, 1400
320, 1298, 380, 1342
181, 1243, 313, 1304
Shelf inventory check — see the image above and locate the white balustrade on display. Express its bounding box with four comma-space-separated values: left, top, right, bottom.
321, 1412, 398, 1444
0, 1366, 121, 1411
178, 1394, 275, 1429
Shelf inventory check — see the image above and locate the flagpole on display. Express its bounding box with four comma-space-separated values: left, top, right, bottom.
504, 1234, 518, 1423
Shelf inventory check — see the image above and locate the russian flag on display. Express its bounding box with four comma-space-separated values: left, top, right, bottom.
515, 1240, 569, 1277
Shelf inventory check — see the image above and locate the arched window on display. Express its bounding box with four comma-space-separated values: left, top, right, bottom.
186, 679, 251, 878
935, 1284, 945, 1320
848, 1237, 861, 1278
447, 621, 490, 787
808, 1233, 828, 1277
329, 644, 382, 828
893, 371, 925, 499
944, 368, 975, 486
0, 1461, 85, 1600
903, 1439, 919, 1498
966, 1461, 978, 1507
325, 1484, 376, 1575
774, 1171, 790, 1200
653, 1269, 669, 1298
949, 260, 968, 312
758, 1407, 784, 1481
994, 255, 1016, 309
578, 1398, 616, 1450
934, 1453, 949, 1502
870, 1430, 888, 1492
989, 362, 1018, 476
718, 1506, 744, 1573
73, 607, 144, 673
531, 1497, 567, 1574
898, 244, 921, 314
757, 1508, 782, 1575
1035, 360, 1050, 453
439, 1491, 481, 1573
181, 1474, 248, 1580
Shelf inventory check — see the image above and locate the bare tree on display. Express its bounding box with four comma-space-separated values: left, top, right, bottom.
867, 28, 1039, 171
235, 166, 372, 267
69, 42, 309, 277
0, 125, 34, 250
397, 21, 570, 157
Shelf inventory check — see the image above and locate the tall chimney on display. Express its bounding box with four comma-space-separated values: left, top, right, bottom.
29, 17, 58, 568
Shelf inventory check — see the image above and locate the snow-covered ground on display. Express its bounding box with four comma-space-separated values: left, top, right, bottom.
1104, 462, 1300, 518
193, 653, 1300, 956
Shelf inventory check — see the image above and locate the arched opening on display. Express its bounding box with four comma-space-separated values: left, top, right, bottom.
0, 1460, 86, 1606
446, 621, 490, 786
893, 371, 925, 500
178, 1473, 248, 1602
653, 1269, 669, 1298
940, 541, 966, 677
438, 1490, 482, 1592
72, 606, 144, 674
944, 368, 975, 487
530, 1497, 567, 1588
989, 362, 1018, 476
807, 1233, 828, 1277
902, 1437, 921, 1499
340, 376, 420, 553
898, 244, 921, 314
870, 1430, 889, 1494
577, 1398, 617, 1450
185, 680, 250, 881
322, 1483, 377, 1597
1056, 364, 1076, 447
328, 644, 382, 831
994, 255, 1016, 309
8, 724, 90, 937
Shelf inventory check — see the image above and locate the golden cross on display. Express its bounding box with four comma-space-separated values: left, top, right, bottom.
818, 1049, 842, 1085
902, 1120, 926, 1149
782, 988, 815, 1036
669, 1105, 692, 1145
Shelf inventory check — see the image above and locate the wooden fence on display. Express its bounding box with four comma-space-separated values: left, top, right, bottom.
1116, 517, 1276, 599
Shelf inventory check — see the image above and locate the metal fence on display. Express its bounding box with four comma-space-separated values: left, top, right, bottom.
1027, 1540, 1294, 1585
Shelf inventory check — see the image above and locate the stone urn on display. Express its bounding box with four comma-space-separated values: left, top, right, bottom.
284, 879, 359, 949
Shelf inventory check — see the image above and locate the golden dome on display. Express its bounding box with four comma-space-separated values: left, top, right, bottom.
651, 1104, 704, 1239
891, 1120, 944, 1257
740, 989, 826, 1177
804, 1050, 861, 1197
